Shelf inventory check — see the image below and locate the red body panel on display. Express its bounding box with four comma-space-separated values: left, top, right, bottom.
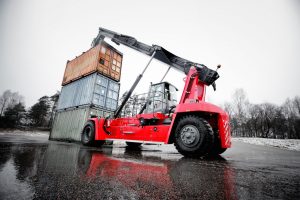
91, 67, 231, 149
93, 116, 171, 143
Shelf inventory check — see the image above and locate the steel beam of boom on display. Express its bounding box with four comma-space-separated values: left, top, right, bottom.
92, 27, 219, 84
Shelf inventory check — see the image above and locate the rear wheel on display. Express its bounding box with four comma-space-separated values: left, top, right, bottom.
126, 142, 142, 148
81, 121, 104, 146
174, 115, 214, 157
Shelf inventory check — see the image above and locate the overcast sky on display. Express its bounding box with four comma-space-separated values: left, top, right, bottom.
0, 0, 299, 108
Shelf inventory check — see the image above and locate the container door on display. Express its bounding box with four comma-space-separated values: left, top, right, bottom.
93, 75, 109, 108
106, 81, 120, 111
98, 45, 111, 76
110, 52, 122, 81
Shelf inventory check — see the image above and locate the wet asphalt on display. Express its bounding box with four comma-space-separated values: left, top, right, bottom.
0, 133, 299, 200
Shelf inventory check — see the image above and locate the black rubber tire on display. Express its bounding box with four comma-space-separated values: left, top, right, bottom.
174, 115, 214, 157
81, 121, 97, 146
207, 130, 227, 156
209, 140, 227, 155
216, 147, 227, 155
126, 142, 142, 148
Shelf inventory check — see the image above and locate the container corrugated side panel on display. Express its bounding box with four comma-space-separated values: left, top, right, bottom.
57, 81, 77, 110
50, 106, 113, 141
62, 45, 100, 85
51, 107, 81, 141
72, 73, 96, 107
62, 41, 123, 85
50, 107, 88, 141
57, 73, 96, 110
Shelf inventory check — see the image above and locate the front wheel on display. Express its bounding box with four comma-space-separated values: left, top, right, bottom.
174, 116, 214, 157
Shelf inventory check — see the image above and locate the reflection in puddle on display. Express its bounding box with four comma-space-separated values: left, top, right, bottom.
0, 160, 34, 199
0, 145, 45, 200
79, 149, 176, 199
0, 142, 237, 199
77, 146, 238, 200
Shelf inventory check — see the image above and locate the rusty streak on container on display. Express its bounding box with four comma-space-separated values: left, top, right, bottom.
62, 41, 123, 85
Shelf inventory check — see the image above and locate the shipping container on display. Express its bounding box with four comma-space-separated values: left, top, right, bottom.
57, 72, 120, 111
50, 106, 113, 142
62, 41, 123, 85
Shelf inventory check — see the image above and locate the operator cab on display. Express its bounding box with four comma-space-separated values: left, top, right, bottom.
144, 82, 178, 114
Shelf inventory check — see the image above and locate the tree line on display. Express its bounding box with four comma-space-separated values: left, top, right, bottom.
0, 90, 59, 129
223, 89, 300, 139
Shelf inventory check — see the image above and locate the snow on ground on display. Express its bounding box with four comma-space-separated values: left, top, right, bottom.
233, 137, 300, 151
0, 130, 49, 137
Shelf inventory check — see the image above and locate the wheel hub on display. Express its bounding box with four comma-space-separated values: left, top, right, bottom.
180, 125, 200, 146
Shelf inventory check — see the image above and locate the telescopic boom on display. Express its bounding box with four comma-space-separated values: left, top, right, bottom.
92, 27, 219, 83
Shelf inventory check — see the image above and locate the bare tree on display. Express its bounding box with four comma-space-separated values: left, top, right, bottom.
260, 103, 277, 138
247, 104, 262, 137
293, 96, 300, 117
272, 106, 287, 139
0, 90, 24, 116
223, 102, 234, 117
48, 91, 60, 127
282, 98, 295, 138
231, 88, 249, 137
222, 87, 300, 139
282, 98, 300, 139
